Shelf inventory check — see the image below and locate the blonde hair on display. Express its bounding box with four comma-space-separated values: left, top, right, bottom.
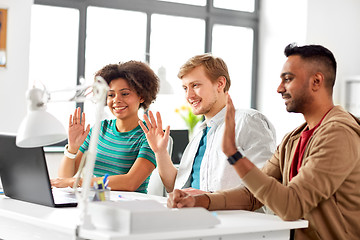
177, 53, 231, 92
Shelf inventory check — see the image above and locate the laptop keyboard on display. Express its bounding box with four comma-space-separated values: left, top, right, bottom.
52, 187, 78, 204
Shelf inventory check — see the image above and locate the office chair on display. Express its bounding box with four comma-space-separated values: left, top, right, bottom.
147, 136, 173, 197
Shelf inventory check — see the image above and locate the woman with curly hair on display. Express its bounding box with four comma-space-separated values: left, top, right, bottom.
51, 61, 159, 193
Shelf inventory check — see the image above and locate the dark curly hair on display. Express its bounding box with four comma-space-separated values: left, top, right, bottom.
95, 61, 160, 110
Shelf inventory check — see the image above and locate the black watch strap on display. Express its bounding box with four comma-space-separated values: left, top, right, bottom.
227, 151, 243, 165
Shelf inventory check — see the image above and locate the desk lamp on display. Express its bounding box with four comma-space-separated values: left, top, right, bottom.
16, 76, 109, 229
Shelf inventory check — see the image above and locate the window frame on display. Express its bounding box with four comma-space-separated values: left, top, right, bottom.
34, 0, 260, 108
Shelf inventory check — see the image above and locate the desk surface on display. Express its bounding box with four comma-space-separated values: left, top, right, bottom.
0, 191, 308, 240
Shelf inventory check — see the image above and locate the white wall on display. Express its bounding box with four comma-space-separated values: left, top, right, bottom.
257, 0, 308, 143
258, 0, 360, 144
0, 0, 33, 134
306, 0, 360, 106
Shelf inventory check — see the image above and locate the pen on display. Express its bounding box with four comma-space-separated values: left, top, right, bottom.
103, 173, 109, 184
103, 174, 109, 188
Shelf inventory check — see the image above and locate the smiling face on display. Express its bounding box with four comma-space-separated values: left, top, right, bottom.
277, 55, 314, 114
181, 65, 224, 119
107, 78, 144, 121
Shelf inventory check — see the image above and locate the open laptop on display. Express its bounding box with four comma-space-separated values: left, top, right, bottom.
0, 133, 77, 207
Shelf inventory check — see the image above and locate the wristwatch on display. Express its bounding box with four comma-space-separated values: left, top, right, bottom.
227, 151, 243, 165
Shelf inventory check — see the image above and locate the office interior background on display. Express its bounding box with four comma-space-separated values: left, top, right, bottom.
1, 0, 360, 152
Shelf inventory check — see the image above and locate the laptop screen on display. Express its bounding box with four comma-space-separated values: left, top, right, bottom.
0, 133, 66, 207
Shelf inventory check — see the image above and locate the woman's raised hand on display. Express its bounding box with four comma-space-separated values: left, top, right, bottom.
139, 111, 170, 154
67, 107, 90, 153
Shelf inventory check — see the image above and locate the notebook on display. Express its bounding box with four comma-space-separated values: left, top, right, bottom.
0, 133, 77, 207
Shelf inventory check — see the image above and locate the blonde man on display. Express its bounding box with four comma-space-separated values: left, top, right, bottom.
140, 54, 276, 195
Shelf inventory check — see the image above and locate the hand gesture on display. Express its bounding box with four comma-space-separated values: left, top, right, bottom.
139, 111, 170, 155
222, 94, 238, 157
67, 107, 90, 153
167, 189, 195, 208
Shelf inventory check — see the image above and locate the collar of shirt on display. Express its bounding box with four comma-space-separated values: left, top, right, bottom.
200, 106, 226, 130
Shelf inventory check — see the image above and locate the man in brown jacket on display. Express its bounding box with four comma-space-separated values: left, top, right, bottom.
167, 44, 360, 239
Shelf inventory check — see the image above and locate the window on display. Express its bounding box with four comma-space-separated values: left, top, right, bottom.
85, 6, 147, 81
212, 24, 254, 108
29, 5, 79, 128
84, 6, 148, 123
157, 0, 205, 6
30, 0, 259, 129
149, 14, 205, 128
213, 0, 255, 12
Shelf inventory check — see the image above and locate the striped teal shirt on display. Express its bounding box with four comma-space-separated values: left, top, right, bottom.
79, 119, 156, 193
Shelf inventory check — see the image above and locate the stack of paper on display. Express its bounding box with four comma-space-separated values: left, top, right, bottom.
88, 199, 220, 234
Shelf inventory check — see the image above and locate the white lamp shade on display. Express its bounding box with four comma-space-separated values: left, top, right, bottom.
16, 109, 67, 148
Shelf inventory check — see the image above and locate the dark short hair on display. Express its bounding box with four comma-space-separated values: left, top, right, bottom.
95, 61, 159, 110
284, 43, 337, 90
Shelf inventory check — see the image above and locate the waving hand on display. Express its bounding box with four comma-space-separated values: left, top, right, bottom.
67, 107, 90, 153
139, 111, 170, 154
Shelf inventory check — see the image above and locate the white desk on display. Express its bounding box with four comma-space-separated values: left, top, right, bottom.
0, 191, 308, 240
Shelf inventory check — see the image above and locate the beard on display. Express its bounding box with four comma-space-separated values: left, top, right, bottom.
191, 96, 217, 116
283, 79, 313, 113
284, 91, 313, 113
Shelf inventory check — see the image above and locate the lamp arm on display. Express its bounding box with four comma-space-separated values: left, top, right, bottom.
77, 99, 104, 229
70, 76, 108, 229
43, 76, 106, 104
